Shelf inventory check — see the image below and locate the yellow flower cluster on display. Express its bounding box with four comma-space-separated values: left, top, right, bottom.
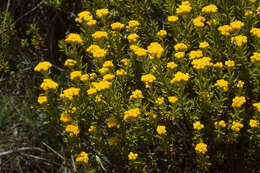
232, 96, 246, 108
218, 25, 232, 36
174, 52, 185, 59
147, 42, 164, 59
130, 45, 147, 57
80, 74, 89, 82
38, 96, 47, 104
128, 20, 140, 29
91, 80, 112, 92
215, 79, 228, 91
86, 44, 107, 59
250, 52, 260, 62
96, 8, 109, 18
231, 121, 244, 132
128, 152, 138, 160
127, 33, 139, 44
65, 123, 80, 136
75, 11, 92, 23
116, 69, 127, 76
191, 57, 213, 70
64, 59, 77, 67
230, 20, 244, 31
231, 35, 247, 47
214, 120, 226, 129
193, 121, 204, 131
123, 108, 141, 121
111, 22, 124, 30
202, 4, 218, 14
87, 88, 97, 96
167, 62, 177, 69
87, 20, 96, 27
225, 60, 235, 68
103, 74, 115, 81
213, 62, 223, 68
109, 137, 119, 146
253, 102, 260, 112
176, 1, 192, 15
130, 89, 143, 100
40, 79, 58, 91
76, 151, 89, 163
157, 30, 167, 38
250, 28, 260, 39
170, 71, 190, 84
245, 9, 253, 16
60, 112, 72, 123
70, 71, 82, 81
174, 43, 188, 52
156, 125, 166, 135
88, 125, 97, 133
141, 74, 156, 88
107, 116, 118, 128
189, 50, 203, 59
193, 16, 206, 28
92, 31, 108, 40
199, 42, 209, 49
34, 61, 52, 72
237, 80, 244, 88
168, 96, 178, 104
155, 97, 164, 105
60, 87, 80, 101
249, 119, 259, 128
65, 33, 83, 44
168, 16, 179, 23
195, 142, 207, 154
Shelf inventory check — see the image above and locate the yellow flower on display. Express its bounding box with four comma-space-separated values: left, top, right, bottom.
34, 61, 52, 72
193, 121, 204, 131
147, 42, 164, 59
245, 9, 253, 16
157, 30, 167, 38
90, 73, 96, 80
250, 28, 260, 39
249, 119, 259, 128
237, 80, 244, 88
207, 19, 217, 26
65, 123, 80, 136
195, 142, 207, 154
87, 20, 96, 27
213, 62, 223, 68
86, 45, 107, 59
156, 125, 166, 135
230, 20, 244, 31
75, 11, 92, 23
218, 25, 232, 36
250, 52, 260, 62
193, 16, 206, 28
92, 81, 112, 91
116, 69, 127, 76
167, 62, 178, 69
60, 87, 80, 101
87, 88, 97, 96
191, 57, 213, 70
96, 8, 109, 18
202, 4, 218, 14
168, 16, 179, 23
92, 31, 108, 40
111, 22, 125, 30
155, 97, 164, 105
123, 108, 141, 121
121, 58, 129, 66
103, 74, 115, 81
253, 102, 260, 112
102, 60, 114, 69
174, 52, 185, 59
176, 1, 192, 15
130, 89, 143, 100
189, 50, 203, 60
215, 79, 228, 91
60, 113, 72, 123
147, 110, 157, 119
65, 33, 83, 44
215, 120, 226, 129
64, 59, 77, 67
76, 152, 89, 163
128, 20, 140, 29
231, 121, 244, 132
107, 116, 118, 128
232, 96, 246, 108
128, 152, 138, 160
170, 71, 189, 84
70, 71, 82, 81
141, 74, 156, 88
109, 137, 119, 146
80, 74, 89, 82
174, 43, 188, 52
88, 125, 97, 133
40, 79, 58, 91
130, 45, 147, 57
127, 33, 139, 44
38, 96, 47, 104
199, 42, 209, 49
95, 95, 102, 103
225, 60, 235, 68
231, 35, 247, 47
168, 96, 178, 104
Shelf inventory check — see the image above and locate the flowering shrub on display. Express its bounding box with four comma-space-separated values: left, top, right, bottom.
35, 0, 260, 172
